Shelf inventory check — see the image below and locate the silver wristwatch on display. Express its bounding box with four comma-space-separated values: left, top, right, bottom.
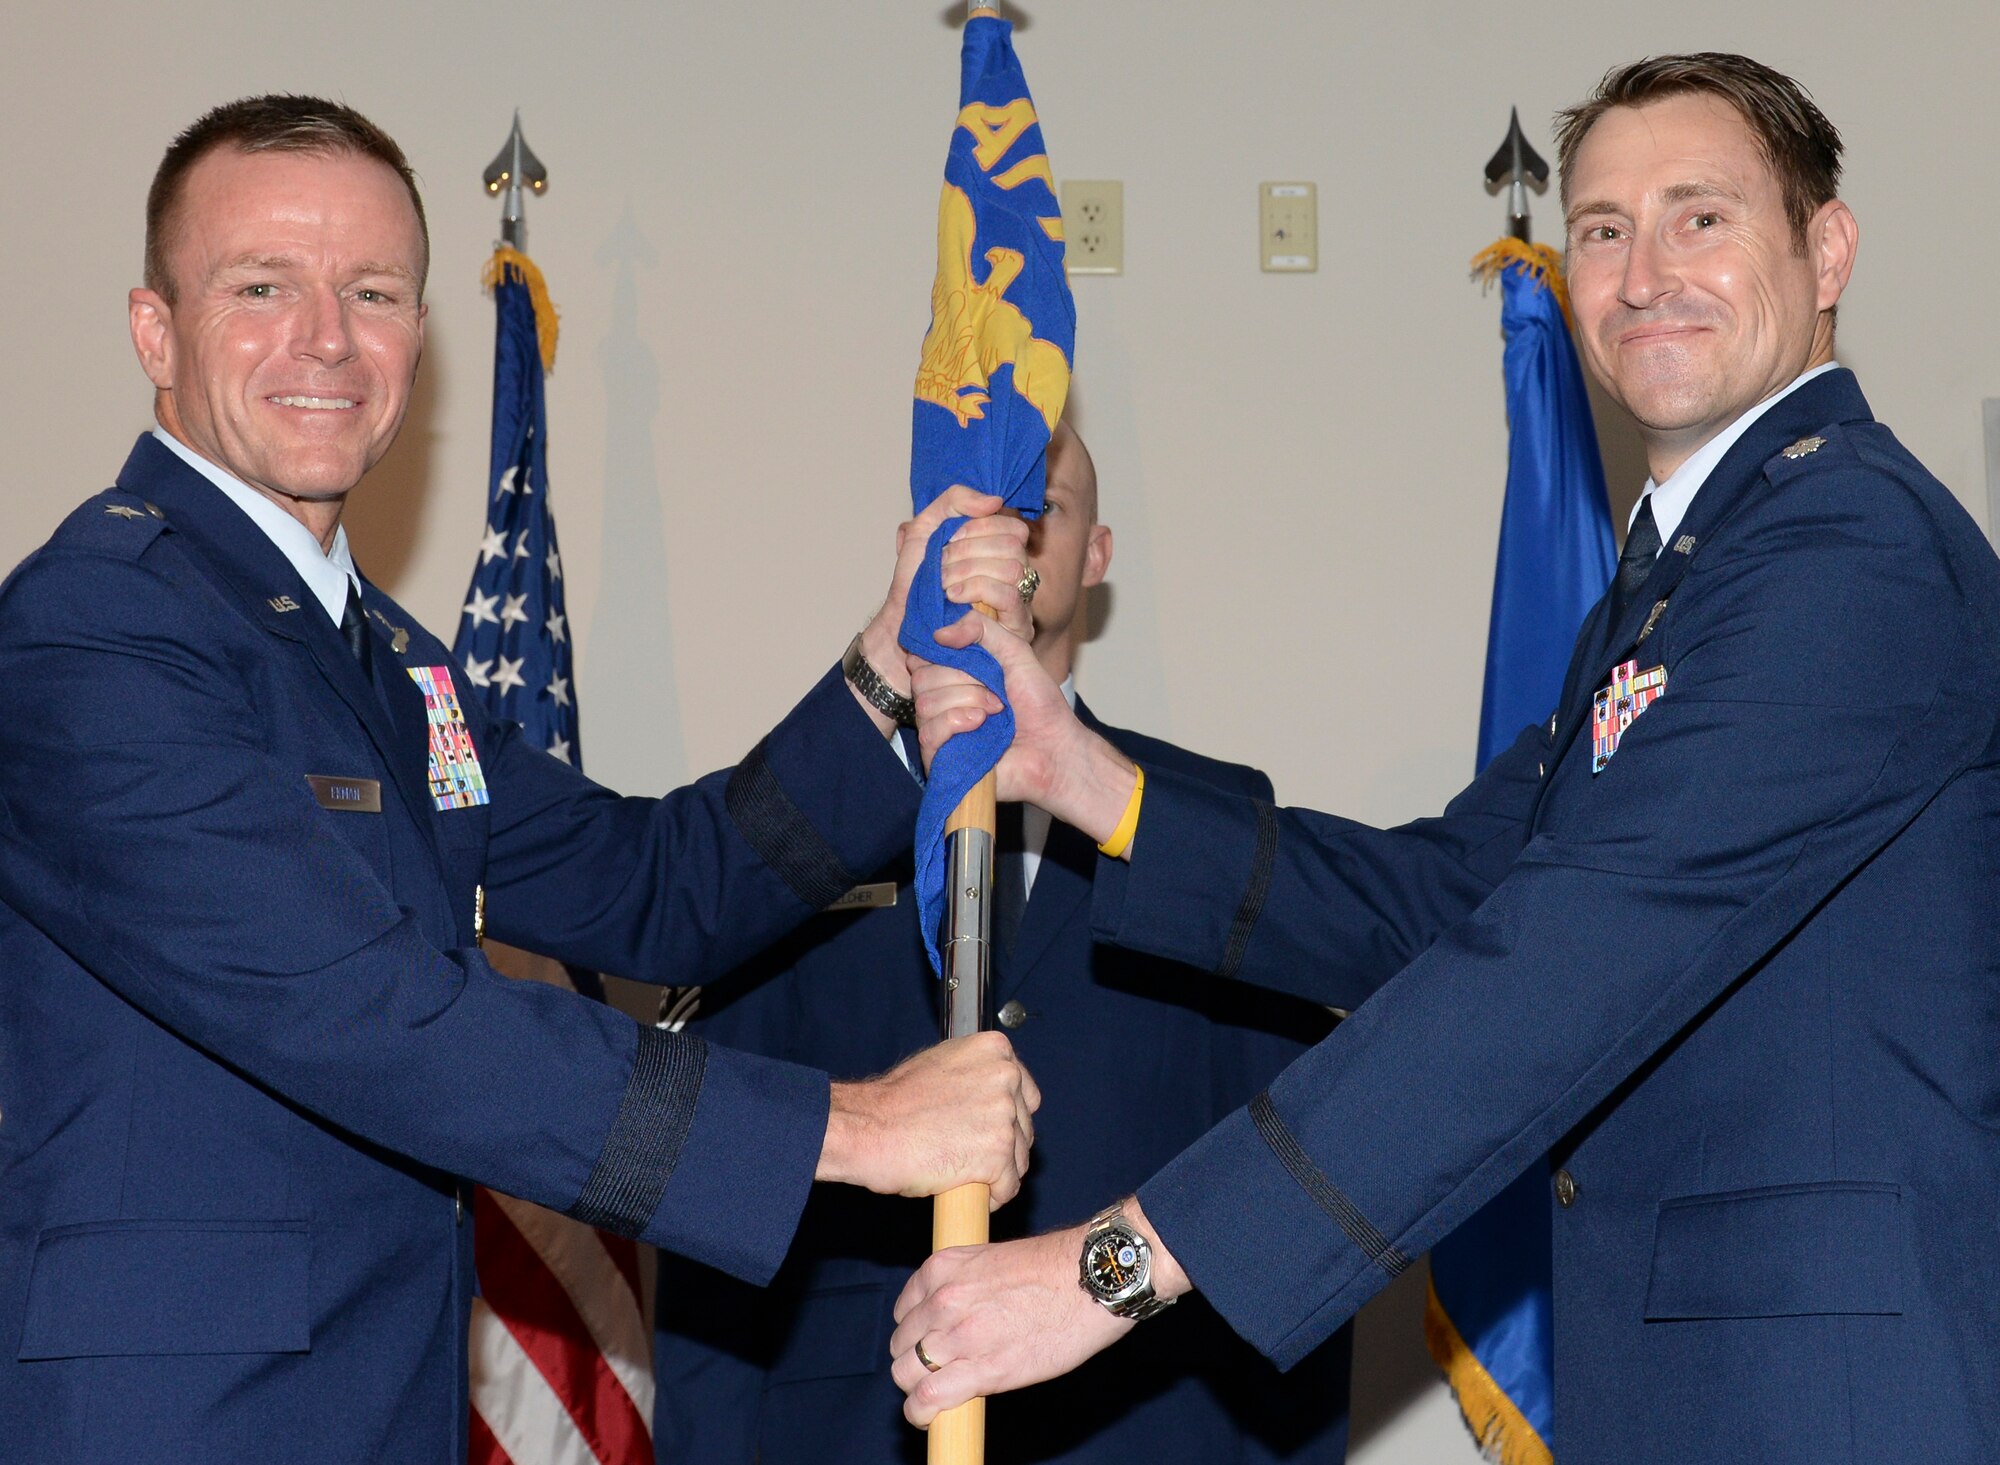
1078, 1204, 1176, 1321
842, 633, 917, 727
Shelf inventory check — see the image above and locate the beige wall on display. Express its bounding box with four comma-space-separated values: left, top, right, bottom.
8, 3, 1998, 1458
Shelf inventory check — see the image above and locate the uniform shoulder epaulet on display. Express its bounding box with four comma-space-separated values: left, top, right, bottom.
49, 488, 172, 559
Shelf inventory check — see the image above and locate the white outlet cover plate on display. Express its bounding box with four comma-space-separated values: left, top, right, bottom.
1061, 179, 1124, 276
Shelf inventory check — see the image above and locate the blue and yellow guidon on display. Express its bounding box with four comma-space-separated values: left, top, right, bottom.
915, 98, 1070, 434
909, 18, 1075, 501
901, 13, 1078, 974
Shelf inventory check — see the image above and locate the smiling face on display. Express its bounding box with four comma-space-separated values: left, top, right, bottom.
129, 146, 427, 537
1563, 93, 1855, 480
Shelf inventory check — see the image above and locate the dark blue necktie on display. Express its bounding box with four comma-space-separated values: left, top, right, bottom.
339, 580, 374, 681
992, 801, 1026, 959
1609, 494, 1662, 628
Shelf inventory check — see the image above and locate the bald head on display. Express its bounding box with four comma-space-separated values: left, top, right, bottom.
1026, 420, 1112, 681
1049, 421, 1098, 523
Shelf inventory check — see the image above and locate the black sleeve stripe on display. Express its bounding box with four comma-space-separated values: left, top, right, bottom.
1249, 1091, 1410, 1278
1217, 799, 1278, 980
568, 1026, 708, 1237
724, 736, 860, 912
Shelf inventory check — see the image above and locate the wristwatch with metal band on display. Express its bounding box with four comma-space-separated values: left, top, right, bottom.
1078, 1203, 1176, 1321
842, 633, 917, 727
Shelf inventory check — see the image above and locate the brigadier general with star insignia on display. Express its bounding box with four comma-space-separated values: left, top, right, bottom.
892, 53, 2000, 1460
0, 95, 1042, 1464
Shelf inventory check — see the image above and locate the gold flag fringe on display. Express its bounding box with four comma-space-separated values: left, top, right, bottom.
483, 246, 560, 373
1423, 1271, 1554, 1465
1470, 238, 1574, 333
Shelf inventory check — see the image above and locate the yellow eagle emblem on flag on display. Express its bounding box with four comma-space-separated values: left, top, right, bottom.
913, 100, 1070, 433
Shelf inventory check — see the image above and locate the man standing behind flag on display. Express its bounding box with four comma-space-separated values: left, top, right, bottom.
893, 54, 2000, 1461
654, 422, 1353, 1465
0, 94, 1041, 1465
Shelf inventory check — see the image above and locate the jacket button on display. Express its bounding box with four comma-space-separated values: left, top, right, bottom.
997, 1000, 1028, 1030
1553, 1169, 1577, 1208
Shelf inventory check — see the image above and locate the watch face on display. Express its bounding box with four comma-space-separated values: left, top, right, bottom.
1083, 1225, 1148, 1302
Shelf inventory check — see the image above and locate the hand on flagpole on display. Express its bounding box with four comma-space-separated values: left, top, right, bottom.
912, 614, 1138, 845
853, 487, 1034, 737
887, 1195, 1191, 1427
817, 1031, 1040, 1205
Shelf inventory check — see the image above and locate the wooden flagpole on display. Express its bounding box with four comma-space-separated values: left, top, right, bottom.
931, 11, 1033, 1459
931, 595, 1000, 1465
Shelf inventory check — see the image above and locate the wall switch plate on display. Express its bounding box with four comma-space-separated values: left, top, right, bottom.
1260, 181, 1317, 272
1062, 179, 1123, 275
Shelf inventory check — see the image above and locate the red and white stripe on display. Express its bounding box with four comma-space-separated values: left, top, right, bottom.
469, 1188, 654, 1465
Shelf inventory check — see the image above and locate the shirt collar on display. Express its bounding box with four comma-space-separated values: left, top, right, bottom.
151, 428, 359, 625
1631, 361, 1841, 554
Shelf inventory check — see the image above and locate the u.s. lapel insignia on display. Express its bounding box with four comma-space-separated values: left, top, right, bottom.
267, 595, 302, 613
1673, 534, 1697, 555
1637, 598, 1670, 643
1782, 435, 1826, 460
103, 504, 145, 520
1591, 659, 1668, 773
369, 608, 411, 654
407, 665, 491, 810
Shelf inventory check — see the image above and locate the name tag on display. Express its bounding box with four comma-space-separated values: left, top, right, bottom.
824, 882, 898, 913
306, 775, 383, 813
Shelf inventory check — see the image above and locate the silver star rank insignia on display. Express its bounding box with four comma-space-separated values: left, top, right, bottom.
103, 504, 146, 520
1782, 436, 1826, 460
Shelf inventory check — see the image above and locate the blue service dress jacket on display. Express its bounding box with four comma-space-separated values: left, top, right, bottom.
653, 708, 1350, 1465
0, 435, 921, 1465
1086, 369, 2000, 1461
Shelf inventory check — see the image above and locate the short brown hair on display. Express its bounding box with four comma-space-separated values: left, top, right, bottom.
145, 95, 429, 303
1556, 54, 1842, 250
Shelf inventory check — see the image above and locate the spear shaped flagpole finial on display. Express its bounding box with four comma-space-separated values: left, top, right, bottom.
483, 110, 549, 252
1483, 107, 1550, 243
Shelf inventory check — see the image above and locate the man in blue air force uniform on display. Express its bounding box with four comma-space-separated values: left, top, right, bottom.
653, 423, 1351, 1464
892, 55, 2000, 1460
0, 96, 1042, 1464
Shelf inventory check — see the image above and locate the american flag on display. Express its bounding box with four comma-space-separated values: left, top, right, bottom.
455, 249, 654, 1465
455, 250, 578, 767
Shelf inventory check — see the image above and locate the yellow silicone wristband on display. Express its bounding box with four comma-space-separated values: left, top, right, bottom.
1096, 765, 1145, 859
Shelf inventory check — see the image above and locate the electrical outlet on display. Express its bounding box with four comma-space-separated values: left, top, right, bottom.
1260, 181, 1317, 272
1061, 179, 1123, 275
